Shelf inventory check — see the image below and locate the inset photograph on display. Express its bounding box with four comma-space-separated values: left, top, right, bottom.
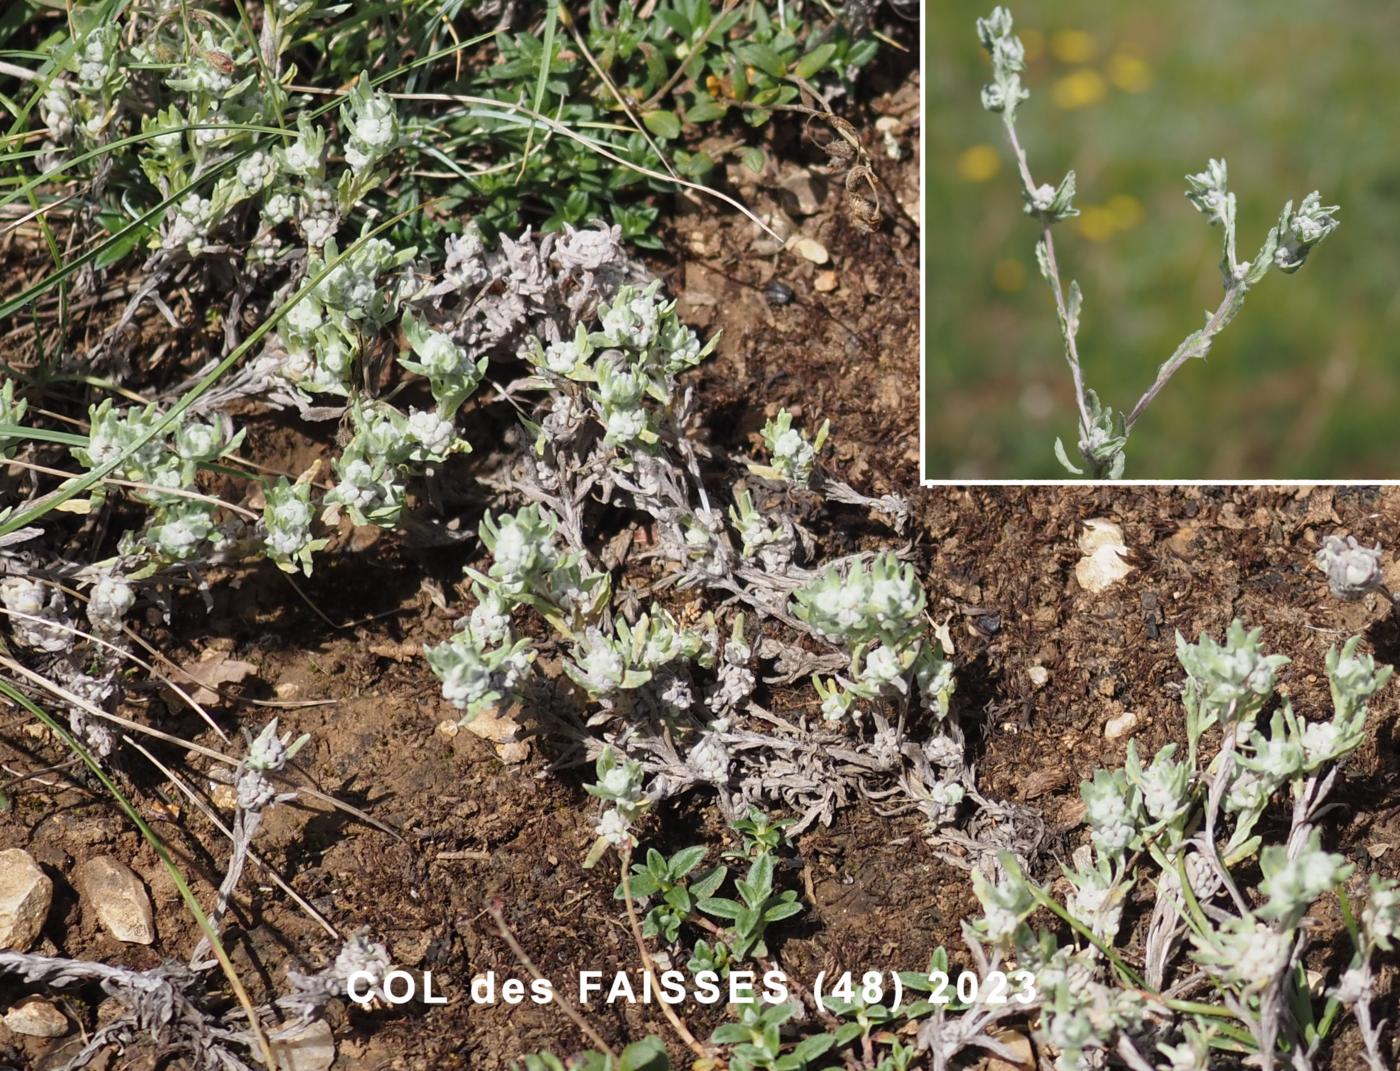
924, 2, 1400, 480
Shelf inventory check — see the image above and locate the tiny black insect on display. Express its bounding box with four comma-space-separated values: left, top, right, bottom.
764, 280, 795, 306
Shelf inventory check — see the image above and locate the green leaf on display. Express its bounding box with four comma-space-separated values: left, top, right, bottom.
646, 849, 667, 880
655, 9, 692, 38
675, 150, 715, 178
738, 146, 767, 174
617, 871, 661, 899
698, 896, 744, 920
794, 42, 838, 80
668, 846, 705, 876
710, 1023, 750, 1045
743, 853, 775, 905
1053, 437, 1084, 476
738, 43, 787, 79
1065, 280, 1083, 337
618, 1036, 670, 1071
685, 98, 728, 124
791, 1033, 838, 1062
762, 898, 804, 923
692, 865, 727, 899
642, 109, 682, 140
663, 887, 692, 912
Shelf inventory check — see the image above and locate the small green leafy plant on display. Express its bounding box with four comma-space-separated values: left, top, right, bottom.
695, 850, 804, 960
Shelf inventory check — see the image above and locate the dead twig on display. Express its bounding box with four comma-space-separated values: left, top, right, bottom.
488, 897, 618, 1060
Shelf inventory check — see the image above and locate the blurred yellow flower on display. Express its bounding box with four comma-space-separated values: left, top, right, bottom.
1108, 51, 1153, 93
1020, 27, 1046, 62
1074, 195, 1144, 242
1106, 194, 1144, 231
1050, 29, 1098, 65
1052, 68, 1107, 110
1076, 205, 1116, 243
957, 143, 1002, 183
993, 258, 1026, 293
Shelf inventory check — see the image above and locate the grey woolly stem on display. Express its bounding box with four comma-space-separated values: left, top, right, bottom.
1243, 768, 1338, 1069
1201, 732, 1252, 916
1127, 283, 1240, 430
191, 806, 263, 969
124, 735, 339, 940
1003, 118, 1093, 439
1353, 970, 1389, 1071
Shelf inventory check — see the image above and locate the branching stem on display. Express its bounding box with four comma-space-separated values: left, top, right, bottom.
1127, 284, 1239, 430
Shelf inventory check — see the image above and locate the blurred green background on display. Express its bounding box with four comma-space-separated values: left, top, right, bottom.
923, 1, 1400, 479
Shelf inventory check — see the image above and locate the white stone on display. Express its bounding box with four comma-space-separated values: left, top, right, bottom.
1075, 518, 1132, 593
1103, 710, 1140, 741
1027, 665, 1049, 689
268, 1019, 335, 1071
76, 856, 155, 944
785, 235, 830, 264
4, 996, 67, 1037
0, 848, 52, 951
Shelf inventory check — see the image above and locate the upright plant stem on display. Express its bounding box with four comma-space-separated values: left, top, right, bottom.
1003, 119, 1092, 439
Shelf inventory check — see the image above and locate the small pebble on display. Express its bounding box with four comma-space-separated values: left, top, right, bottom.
814, 270, 838, 293
787, 236, 830, 264
0, 848, 52, 952
1103, 711, 1139, 741
4, 997, 67, 1038
76, 856, 156, 945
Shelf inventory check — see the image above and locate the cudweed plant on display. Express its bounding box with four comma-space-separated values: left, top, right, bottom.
962, 621, 1397, 1071
791, 552, 954, 725
975, 8, 1341, 479
0, 4, 918, 1067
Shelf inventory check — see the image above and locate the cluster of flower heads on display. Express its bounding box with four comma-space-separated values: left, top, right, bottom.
563, 605, 716, 700
319, 312, 482, 530
1314, 532, 1385, 600
235, 719, 310, 812
791, 552, 953, 723
755, 409, 828, 486
967, 621, 1397, 1071
583, 747, 649, 866
274, 234, 416, 401
72, 401, 244, 565
425, 495, 730, 727
425, 506, 612, 724
523, 279, 714, 453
